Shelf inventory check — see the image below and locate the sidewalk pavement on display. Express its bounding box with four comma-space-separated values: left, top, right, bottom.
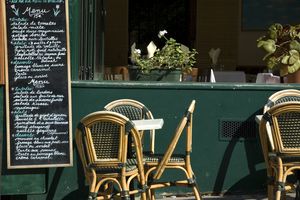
156, 193, 296, 199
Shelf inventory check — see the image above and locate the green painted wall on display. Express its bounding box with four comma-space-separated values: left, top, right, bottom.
2, 82, 300, 199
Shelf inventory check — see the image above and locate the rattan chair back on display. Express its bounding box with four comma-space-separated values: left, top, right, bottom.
264, 89, 300, 113
104, 99, 156, 154
263, 102, 300, 154
75, 111, 146, 199
153, 100, 196, 179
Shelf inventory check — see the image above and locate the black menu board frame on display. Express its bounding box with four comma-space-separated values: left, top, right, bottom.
0, 3, 5, 85
3, 0, 72, 169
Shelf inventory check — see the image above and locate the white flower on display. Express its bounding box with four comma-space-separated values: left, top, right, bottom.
131, 48, 141, 64
56, 5, 60, 9
11, 5, 15, 9
147, 41, 157, 58
158, 30, 168, 38
134, 49, 141, 55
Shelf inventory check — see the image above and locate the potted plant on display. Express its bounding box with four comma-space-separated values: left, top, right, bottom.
129, 30, 198, 81
257, 23, 300, 82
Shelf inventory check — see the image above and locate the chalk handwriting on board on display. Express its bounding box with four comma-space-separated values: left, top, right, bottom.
9, 1, 64, 3
53, 5, 60, 16
22, 7, 50, 18
10, 5, 19, 16
5, 0, 72, 168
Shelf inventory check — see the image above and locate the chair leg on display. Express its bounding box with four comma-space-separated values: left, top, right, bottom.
187, 172, 202, 200
296, 181, 300, 200
267, 183, 274, 200
275, 158, 284, 200
275, 190, 281, 200
88, 183, 98, 200
145, 186, 153, 200
266, 167, 275, 200
150, 189, 156, 200
88, 170, 98, 200
140, 191, 147, 200
88, 191, 98, 200
120, 174, 130, 200
129, 180, 135, 200
275, 179, 285, 200
192, 183, 202, 200
295, 170, 300, 200
145, 186, 155, 200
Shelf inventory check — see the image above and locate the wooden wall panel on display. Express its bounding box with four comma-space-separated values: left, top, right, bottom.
196, 0, 239, 71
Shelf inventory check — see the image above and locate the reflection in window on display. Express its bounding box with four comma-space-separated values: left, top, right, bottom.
129, 0, 196, 54
79, 0, 105, 80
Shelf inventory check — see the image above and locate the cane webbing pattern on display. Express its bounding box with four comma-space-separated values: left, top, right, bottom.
105, 99, 157, 159
91, 158, 138, 173
277, 112, 300, 149
144, 153, 185, 163
110, 105, 143, 120
275, 96, 300, 106
264, 90, 300, 113
90, 121, 120, 159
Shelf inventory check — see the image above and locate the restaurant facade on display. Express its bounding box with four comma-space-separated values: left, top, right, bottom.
1, 0, 300, 199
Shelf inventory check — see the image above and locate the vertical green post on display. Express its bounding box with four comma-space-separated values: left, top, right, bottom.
69, 0, 81, 80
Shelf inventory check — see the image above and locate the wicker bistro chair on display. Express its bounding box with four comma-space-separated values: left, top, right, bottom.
260, 89, 300, 199
144, 100, 202, 200
75, 111, 147, 200
104, 99, 156, 155
260, 102, 300, 200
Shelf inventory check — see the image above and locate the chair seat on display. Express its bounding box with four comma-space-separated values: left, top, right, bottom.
90, 158, 139, 173
269, 154, 300, 163
144, 152, 185, 165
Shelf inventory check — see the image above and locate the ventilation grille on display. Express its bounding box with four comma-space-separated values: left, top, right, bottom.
219, 119, 257, 140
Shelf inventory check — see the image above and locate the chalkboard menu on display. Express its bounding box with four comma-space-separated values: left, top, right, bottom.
3, 0, 72, 169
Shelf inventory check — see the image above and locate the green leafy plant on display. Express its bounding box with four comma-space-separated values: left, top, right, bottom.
257, 23, 300, 76
131, 30, 198, 73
